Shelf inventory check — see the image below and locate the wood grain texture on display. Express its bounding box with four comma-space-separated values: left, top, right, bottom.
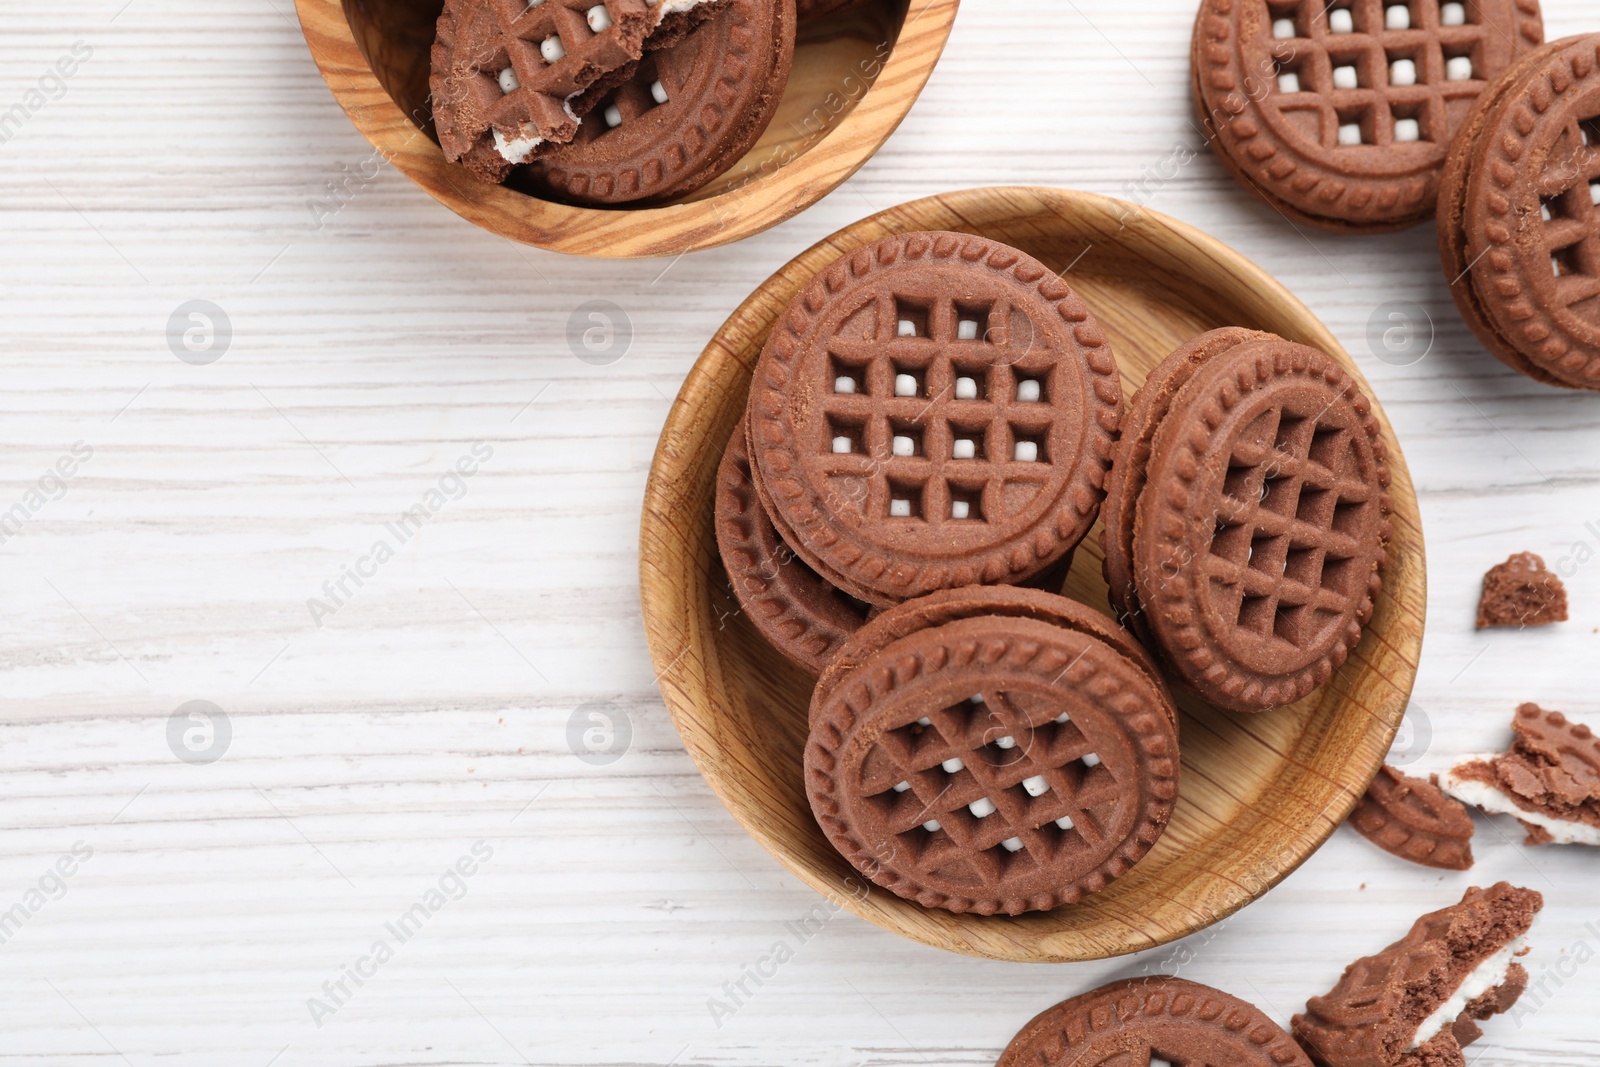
2, 1, 1598, 1064
640, 186, 1422, 963
294, 0, 958, 256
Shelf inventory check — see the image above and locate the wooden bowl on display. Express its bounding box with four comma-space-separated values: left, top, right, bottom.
293, 0, 958, 258
639, 186, 1425, 962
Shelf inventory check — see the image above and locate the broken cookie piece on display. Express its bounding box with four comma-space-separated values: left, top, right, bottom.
429, 0, 728, 183
1476, 552, 1567, 629
1293, 883, 1541, 1067
1441, 703, 1600, 846
1350, 765, 1475, 870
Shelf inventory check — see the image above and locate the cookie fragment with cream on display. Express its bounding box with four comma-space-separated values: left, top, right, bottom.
430, 0, 727, 183
1292, 883, 1541, 1067
1441, 702, 1600, 845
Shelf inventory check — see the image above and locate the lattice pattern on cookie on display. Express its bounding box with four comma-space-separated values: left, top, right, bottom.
1262, 0, 1499, 148
435, 0, 665, 164
818, 292, 1061, 526
856, 690, 1121, 883
1202, 398, 1379, 656
1535, 110, 1600, 323
566, 51, 675, 144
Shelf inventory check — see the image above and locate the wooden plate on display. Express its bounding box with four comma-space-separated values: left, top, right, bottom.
293, 0, 958, 258
639, 186, 1424, 962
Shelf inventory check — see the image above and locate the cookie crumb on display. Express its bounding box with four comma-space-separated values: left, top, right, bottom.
1476, 552, 1567, 629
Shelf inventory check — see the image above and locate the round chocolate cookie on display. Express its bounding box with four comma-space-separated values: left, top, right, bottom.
813, 586, 1174, 734
533, 0, 796, 205
747, 231, 1123, 608
1102, 327, 1276, 646
1192, 0, 1545, 232
1438, 34, 1600, 389
998, 977, 1313, 1067
1130, 333, 1391, 713
806, 613, 1177, 915
716, 418, 868, 674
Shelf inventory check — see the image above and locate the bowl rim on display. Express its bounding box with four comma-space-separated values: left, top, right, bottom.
292, 0, 961, 258
640, 184, 1424, 962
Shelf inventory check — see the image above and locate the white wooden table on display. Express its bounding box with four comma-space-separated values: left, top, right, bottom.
2, 1, 1597, 1063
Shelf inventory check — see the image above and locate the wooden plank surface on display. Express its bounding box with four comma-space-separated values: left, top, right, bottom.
1, 1, 1597, 1063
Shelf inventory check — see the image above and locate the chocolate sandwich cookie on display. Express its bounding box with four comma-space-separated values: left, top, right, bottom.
1438, 34, 1600, 388
1109, 329, 1391, 713
1349, 764, 1474, 870
1293, 882, 1541, 1067
1102, 326, 1276, 645
1441, 703, 1600, 846
1192, 0, 1544, 232
1476, 551, 1568, 628
716, 418, 868, 674
813, 586, 1174, 733
534, 0, 795, 205
805, 612, 1177, 914
430, 0, 722, 184
748, 231, 1123, 608
998, 977, 1313, 1067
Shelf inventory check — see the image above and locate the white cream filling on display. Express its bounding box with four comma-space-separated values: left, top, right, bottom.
492, 96, 580, 164
1408, 937, 1527, 1049
493, 125, 544, 163
650, 0, 716, 24
1440, 762, 1600, 846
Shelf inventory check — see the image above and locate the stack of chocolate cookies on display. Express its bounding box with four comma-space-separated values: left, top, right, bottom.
1191, 3, 1600, 390
1102, 327, 1392, 713
716, 231, 1394, 915
1438, 32, 1600, 388
429, 0, 864, 204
